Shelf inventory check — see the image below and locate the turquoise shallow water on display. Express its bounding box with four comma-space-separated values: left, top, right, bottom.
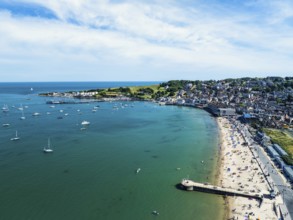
0, 92, 224, 220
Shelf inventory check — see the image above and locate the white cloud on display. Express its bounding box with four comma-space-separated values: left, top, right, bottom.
0, 0, 293, 81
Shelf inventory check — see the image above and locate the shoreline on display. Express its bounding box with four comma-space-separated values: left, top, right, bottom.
216, 117, 282, 220
215, 118, 231, 220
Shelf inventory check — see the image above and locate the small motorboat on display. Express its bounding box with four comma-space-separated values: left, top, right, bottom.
136, 168, 141, 174
152, 211, 159, 216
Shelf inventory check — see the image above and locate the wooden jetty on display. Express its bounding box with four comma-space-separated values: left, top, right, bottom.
181, 179, 268, 201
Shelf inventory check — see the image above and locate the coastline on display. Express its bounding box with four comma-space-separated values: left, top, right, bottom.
36, 90, 289, 219
216, 117, 282, 220
216, 118, 231, 220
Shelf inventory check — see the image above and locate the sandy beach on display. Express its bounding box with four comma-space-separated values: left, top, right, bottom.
217, 117, 284, 220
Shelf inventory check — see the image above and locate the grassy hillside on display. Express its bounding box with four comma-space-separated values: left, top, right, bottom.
94, 84, 167, 100
263, 128, 293, 164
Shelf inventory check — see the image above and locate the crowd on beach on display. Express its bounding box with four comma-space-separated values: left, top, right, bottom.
218, 117, 284, 220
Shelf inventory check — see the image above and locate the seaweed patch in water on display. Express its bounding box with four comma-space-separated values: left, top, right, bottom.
63, 169, 69, 173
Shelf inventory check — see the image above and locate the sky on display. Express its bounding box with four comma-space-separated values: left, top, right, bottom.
0, 0, 293, 82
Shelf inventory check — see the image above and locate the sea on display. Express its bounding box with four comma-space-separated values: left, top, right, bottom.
0, 82, 224, 220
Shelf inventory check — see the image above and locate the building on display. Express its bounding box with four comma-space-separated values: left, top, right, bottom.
283, 166, 293, 183
218, 108, 236, 116
267, 146, 280, 159
255, 131, 271, 147
275, 157, 286, 170
207, 104, 236, 117
176, 98, 185, 105
272, 144, 288, 157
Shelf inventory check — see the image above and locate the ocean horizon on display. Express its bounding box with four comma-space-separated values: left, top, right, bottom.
0, 81, 162, 95
0, 82, 224, 220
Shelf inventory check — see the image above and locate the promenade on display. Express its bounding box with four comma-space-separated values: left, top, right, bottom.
234, 119, 293, 220
218, 118, 284, 220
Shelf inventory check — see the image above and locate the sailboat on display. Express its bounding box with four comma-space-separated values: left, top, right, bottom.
43, 138, 53, 153
20, 109, 26, 120
2, 104, 9, 112
10, 130, 20, 141
18, 104, 24, 111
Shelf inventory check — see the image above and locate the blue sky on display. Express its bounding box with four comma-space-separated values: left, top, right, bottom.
0, 0, 293, 82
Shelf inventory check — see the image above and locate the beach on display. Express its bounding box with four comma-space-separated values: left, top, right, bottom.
217, 117, 284, 220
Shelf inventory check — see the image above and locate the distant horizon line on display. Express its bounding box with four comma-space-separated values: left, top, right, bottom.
0, 76, 292, 83
0, 81, 163, 83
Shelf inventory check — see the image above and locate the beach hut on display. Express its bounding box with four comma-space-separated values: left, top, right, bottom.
272, 144, 288, 157
267, 146, 280, 159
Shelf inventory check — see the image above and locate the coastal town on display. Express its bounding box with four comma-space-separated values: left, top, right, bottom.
41, 77, 293, 130
40, 77, 293, 220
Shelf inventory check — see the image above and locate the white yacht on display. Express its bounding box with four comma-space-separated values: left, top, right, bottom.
81, 120, 90, 125
136, 168, 141, 174
43, 138, 53, 153
10, 131, 20, 141
2, 123, 10, 127
32, 112, 41, 116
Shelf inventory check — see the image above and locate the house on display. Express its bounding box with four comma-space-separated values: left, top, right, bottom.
176, 98, 185, 105
218, 108, 236, 116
